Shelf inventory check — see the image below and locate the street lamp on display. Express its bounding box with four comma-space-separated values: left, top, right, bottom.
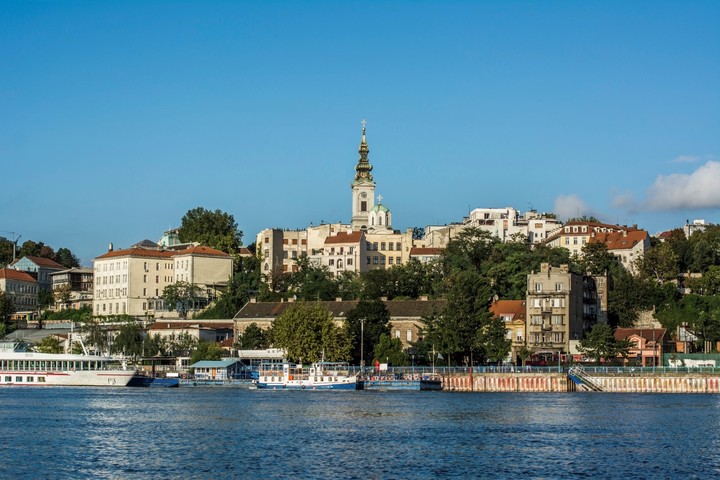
360, 318, 365, 370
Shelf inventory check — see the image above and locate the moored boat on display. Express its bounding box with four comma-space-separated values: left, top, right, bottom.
255, 362, 360, 390
0, 341, 135, 387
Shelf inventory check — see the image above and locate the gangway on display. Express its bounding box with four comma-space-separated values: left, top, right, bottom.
568, 365, 603, 391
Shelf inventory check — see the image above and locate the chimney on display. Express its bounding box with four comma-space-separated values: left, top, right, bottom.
108, 243, 114, 252
249, 297, 257, 304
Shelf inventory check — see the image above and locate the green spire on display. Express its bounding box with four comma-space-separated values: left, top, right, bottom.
353, 119, 374, 184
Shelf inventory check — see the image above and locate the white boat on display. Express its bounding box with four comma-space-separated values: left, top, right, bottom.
255, 362, 360, 390
0, 341, 136, 387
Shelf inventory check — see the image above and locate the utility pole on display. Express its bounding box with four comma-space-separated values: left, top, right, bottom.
0, 230, 21, 262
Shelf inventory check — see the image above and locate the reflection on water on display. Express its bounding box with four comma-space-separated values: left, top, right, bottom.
1, 388, 720, 479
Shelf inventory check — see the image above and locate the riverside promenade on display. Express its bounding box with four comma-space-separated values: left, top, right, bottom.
435, 366, 720, 393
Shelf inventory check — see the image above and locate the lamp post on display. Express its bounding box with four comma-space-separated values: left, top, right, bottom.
360, 317, 365, 370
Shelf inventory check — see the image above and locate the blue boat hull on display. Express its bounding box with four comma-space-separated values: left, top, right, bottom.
255, 382, 359, 390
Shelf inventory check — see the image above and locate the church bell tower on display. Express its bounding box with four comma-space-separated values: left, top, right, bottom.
351, 119, 376, 231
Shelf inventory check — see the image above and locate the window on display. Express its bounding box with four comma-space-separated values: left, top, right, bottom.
143, 288, 147, 296
406, 330, 412, 342
292, 251, 297, 259
531, 316, 542, 325
516, 330, 523, 341
553, 332, 564, 343
556, 283, 563, 292
552, 315, 563, 325
565, 238, 570, 245
381, 257, 386, 264
381, 242, 386, 250
329, 259, 335, 266
264, 237, 269, 243
573, 237, 578, 245
283, 251, 288, 259
367, 256, 371, 265
361, 201, 367, 212
535, 283, 542, 292
373, 242, 378, 251
373, 257, 379, 265
292, 239, 298, 245
388, 243, 394, 251
388, 257, 394, 265
143, 275, 147, 283
396, 257, 401, 264
347, 259, 353, 266
396, 242, 401, 250
395, 330, 400, 339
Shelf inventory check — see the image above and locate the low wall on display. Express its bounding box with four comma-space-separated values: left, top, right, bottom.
442, 372, 720, 393
442, 373, 568, 392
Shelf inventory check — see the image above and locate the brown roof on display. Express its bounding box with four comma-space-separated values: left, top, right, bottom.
148, 321, 233, 330
590, 230, 648, 251
237, 247, 253, 256
324, 232, 363, 244
614, 328, 667, 343
0, 267, 37, 283
235, 299, 447, 320
410, 247, 444, 256
489, 300, 526, 321
96, 248, 176, 260
173, 245, 231, 257
19, 255, 66, 269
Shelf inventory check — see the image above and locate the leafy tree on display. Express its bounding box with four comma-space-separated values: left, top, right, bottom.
290, 254, 339, 301
82, 318, 111, 355
35, 336, 62, 354
373, 333, 407, 366
178, 207, 243, 254
345, 299, 391, 366
476, 316, 511, 364
111, 321, 145, 358
637, 242, 679, 282
168, 331, 198, 357
0, 291, 14, 326
0, 237, 15, 267
580, 243, 618, 275
360, 268, 393, 300
196, 255, 262, 319
143, 333, 170, 357
688, 265, 720, 295
336, 271, 363, 300
54, 284, 72, 309
577, 323, 632, 363
235, 322, 269, 349
37, 290, 55, 310
190, 341, 225, 364
270, 301, 351, 363
163, 281, 202, 319
55, 248, 80, 268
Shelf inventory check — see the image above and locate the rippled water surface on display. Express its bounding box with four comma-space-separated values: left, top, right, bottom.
1, 388, 719, 479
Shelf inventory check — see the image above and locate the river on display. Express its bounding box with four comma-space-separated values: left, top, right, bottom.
0, 388, 718, 479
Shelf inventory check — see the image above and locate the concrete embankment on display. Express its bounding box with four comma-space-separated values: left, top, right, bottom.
442, 372, 720, 393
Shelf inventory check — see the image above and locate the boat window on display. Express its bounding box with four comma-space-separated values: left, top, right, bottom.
27, 377, 34, 383
4, 376, 10, 382
38, 377, 46, 383
15, 376, 22, 382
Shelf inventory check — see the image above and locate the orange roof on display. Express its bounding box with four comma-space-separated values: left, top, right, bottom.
0, 267, 37, 283
325, 232, 363, 244
489, 300, 526, 321
95, 248, 176, 260
615, 328, 666, 343
173, 245, 231, 257
147, 321, 233, 330
19, 255, 66, 269
589, 230, 648, 251
410, 247, 443, 256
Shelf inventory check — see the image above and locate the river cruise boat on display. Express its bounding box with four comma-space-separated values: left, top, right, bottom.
255, 362, 360, 390
0, 341, 135, 387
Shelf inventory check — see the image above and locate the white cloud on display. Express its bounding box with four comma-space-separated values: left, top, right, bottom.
672, 155, 701, 163
553, 194, 590, 221
641, 161, 720, 211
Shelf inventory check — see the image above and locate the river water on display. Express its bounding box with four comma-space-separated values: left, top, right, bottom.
0, 388, 718, 479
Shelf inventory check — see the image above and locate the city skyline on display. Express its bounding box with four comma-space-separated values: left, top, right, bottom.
2, 2, 718, 265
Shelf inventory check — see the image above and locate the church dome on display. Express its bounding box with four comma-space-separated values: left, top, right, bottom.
370, 204, 390, 213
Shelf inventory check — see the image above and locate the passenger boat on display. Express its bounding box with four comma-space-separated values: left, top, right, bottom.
255, 362, 360, 390
0, 341, 136, 387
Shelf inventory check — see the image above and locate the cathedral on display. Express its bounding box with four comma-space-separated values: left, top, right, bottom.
256, 121, 416, 277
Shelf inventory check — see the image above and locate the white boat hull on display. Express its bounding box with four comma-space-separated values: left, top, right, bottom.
0, 369, 135, 387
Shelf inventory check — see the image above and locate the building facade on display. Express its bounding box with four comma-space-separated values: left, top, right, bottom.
0, 267, 38, 313
50, 267, 94, 310
8, 255, 66, 291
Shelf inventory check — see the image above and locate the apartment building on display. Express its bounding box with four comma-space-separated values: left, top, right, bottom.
0, 267, 38, 312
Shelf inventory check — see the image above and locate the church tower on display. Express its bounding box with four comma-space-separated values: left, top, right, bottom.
351, 120, 376, 231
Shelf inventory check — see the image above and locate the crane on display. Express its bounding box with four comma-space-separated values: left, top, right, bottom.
0, 230, 22, 262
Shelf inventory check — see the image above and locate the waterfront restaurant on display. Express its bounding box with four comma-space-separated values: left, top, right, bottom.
190, 360, 244, 381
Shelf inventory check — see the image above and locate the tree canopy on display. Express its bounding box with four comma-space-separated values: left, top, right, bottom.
178, 207, 243, 254
270, 301, 351, 363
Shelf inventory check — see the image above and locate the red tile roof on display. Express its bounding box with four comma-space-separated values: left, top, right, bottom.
18, 255, 66, 269
147, 321, 233, 330
96, 248, 176, 260
490, 300, 526, 321
590, 230, 648, 251
173, 245, 232, 257
614, 328, 667, 343
0, 267, 37, 283
325, 232, 363, 244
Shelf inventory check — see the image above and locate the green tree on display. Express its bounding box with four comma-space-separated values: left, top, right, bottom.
35, 336, 63, 353
270, 301, 351, 363
54, 247, 81, 268
476, 316, 511, 364
196, 255, 262, 319
168, 331, 198, 357
163, 281, 202, 319
178, 207, 243, 254
373, 333, 407, 366
345, 299, 391, 366
111, 321, 145, 358
637, 242, 679, 282
290, 255, 339, 301
37, 290, 55, 310
577, 323, 632, 363
54, 284, 72, 309
190, 341, 225, 364
82, 318, 111, 355
143, 333, 170, 357
0, 291, 14, 326
580, 243, 618, 275
235, 322, 269, 349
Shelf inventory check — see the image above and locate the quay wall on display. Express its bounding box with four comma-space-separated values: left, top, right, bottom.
441, 373, 720, 393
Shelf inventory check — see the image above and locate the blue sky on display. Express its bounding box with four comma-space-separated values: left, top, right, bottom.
1, 1, 719, 265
